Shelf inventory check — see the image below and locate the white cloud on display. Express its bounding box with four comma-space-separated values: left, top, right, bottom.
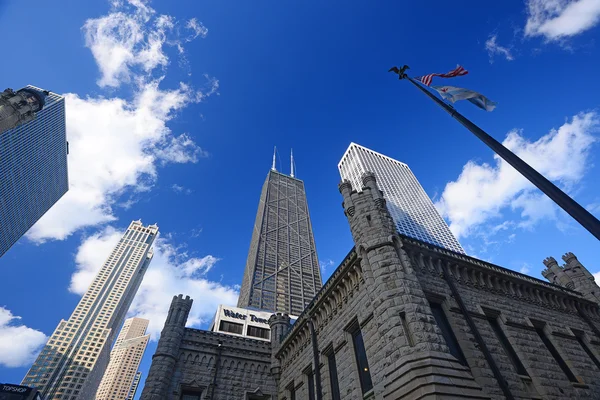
525, 0, 600, 41
485, 35, 514, 62
0, 307, 48, 368
593, 271, 600, 283
519, 263, 531, 274
83, 0, 208, 87
25, 1, 217, 243
72, 228, 238, 339
436, 112, 598, 238
26, 81, 213, 242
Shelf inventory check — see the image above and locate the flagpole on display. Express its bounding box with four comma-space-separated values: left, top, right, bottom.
399, 73, 600, 242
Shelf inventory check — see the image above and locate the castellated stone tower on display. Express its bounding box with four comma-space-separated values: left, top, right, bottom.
140, 294, 193, 400
543, 253, 600, 305
268, 313, 291, 383
338, 172, 488, 398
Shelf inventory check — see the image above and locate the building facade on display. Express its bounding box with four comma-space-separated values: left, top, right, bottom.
125, 372, 142, 400
140, 296, 276, 400
338, 142, 464, 254
0, 86, 68, 258
95, 317, 150, 400
209, 305, 279, 341
141, 173, 600, 400
238, 167, 322, 316
22, 221, 158, 400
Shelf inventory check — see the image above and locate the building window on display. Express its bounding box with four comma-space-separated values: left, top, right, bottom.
327, 351, 341, 400
306, 369, 315, 400
487, 316, 528, 376
351, 327, 373, 394
219, 320, 243, 335
573, 332, 600, 370
429, 302, 467, 365
288, 382, 296, 400
534, 326, 577, 382
247, 325, 270, 339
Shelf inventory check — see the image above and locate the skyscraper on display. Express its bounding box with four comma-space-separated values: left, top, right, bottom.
338, 142, 465, 254
238, 152, 322, 316
22, 221, 158, 400
95, 317, 150, 400
0, 86, 68, 258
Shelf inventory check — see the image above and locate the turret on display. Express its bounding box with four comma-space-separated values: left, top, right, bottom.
268, 313, 291, 383
543, 253, 600, 305
140, 294, 193, 400
336, 172, 489, 397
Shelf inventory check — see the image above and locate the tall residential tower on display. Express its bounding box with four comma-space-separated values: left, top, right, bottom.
339, 142, 464, 253
22, 221, 158, 400
237, 151, 322, 316
0, 86, 68, 258
95, 317, 150, 400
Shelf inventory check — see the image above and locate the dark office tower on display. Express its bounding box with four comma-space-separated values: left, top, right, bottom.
238, 149, 322, 316
0, 86, 68, 258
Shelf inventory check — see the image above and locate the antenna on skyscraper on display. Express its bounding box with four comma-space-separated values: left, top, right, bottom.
271, 146, 277, 171
290, 149, 295, 177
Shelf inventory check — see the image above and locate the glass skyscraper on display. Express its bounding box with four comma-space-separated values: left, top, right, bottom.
0, 86, 68, 257
22, 221, 158, 400
238, 165, 322, 316
339, 142, 465, 254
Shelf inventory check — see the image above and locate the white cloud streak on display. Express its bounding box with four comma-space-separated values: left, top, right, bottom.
525, 0, 600, 40
0, 307, 48, 368
71, 228, 238, 339
485, 35, 514, 62
436, 112, 598, 238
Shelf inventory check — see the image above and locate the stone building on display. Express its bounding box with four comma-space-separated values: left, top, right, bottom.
141, 173, 600, 399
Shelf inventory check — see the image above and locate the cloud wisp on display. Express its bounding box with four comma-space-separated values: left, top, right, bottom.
485, 35, 514, 63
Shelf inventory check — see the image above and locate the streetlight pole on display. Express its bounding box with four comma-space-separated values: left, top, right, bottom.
390, 66, 600, 241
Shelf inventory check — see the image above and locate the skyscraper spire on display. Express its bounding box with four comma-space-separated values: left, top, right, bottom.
271, 146, 277, 171
290, 148, 295, 178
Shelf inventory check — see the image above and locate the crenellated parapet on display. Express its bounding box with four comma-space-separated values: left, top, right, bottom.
542, 252, 600, 306
399, 236, 600, 320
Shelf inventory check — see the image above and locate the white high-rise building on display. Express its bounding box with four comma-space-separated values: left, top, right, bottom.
96, 317, 150, 400
339, 142, 464, 254
22, 221, 158, 400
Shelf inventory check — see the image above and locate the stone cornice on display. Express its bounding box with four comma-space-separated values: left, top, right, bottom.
401, 235, 600, 320
276, 248, 361, 363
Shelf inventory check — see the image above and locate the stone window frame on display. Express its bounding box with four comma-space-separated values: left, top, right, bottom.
423, 292, 468, 367
302, 363, 315, 400
528, 318, 582, 384
344, 317, 374, 397
570, 328, 600, 371
480, 307, 530, 377
321, 342, 342, 400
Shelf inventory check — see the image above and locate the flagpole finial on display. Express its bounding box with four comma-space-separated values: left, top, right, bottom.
388, 65, 410, 79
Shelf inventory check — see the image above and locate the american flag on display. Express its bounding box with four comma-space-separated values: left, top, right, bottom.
417, 65, 468, 86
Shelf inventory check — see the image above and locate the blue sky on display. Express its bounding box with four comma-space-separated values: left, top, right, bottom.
1, 0, 600, 395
